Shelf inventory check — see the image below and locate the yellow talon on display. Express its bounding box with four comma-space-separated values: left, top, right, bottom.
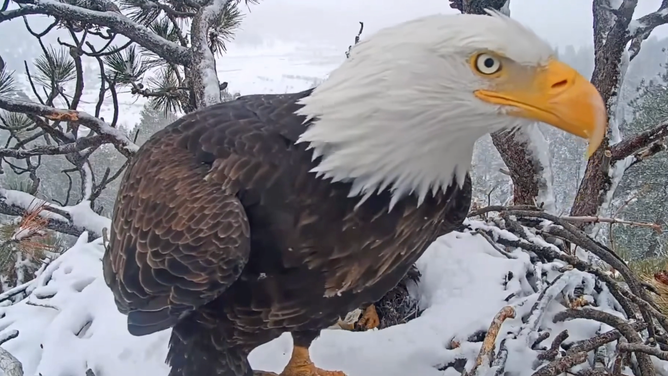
355, 304, 380, 331
255, 345, 346, 376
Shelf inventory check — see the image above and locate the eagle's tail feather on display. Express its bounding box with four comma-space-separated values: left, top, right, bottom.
127, 308, 179, 336
166, 310, 252, 376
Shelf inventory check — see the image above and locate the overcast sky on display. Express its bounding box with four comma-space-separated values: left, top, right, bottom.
2, 0, 668, 54
233, 0, 668, 48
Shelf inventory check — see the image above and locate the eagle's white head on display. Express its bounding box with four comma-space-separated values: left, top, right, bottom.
295, 11, 606, 209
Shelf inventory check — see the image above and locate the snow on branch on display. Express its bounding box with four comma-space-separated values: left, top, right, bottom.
627, 1, 668, 59
1, 0, 192, 67
189, 0, 228, 108
0, 188, 110, 240
609, 119, 668, 162
0, 96, 139, 158
0, 5, 41, 22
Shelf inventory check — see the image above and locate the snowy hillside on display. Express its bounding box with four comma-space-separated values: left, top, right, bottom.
0, 215, 666, 376
7, 40, 344, 131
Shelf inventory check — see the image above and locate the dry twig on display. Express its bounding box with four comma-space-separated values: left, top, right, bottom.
464, 306, 516, 376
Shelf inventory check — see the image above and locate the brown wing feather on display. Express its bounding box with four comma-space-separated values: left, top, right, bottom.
103, 135, 251, 336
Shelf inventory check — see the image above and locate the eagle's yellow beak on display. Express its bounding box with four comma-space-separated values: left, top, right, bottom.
474, 60, 606, 158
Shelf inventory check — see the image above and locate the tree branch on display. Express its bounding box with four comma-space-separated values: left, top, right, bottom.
570, 0, 640, 218
0, 188, 107, 239
0, 4, 41, 22
555, 308, 655, 376
610, 120, 668, 161
627, 1, 668, 59
0, 97, 138, 157
4, 0, 191, 66
618, 342, 668, 361
0, 135, 108, 159
560, 215, 662, 232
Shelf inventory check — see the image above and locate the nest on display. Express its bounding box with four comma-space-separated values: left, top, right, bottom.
352, 205, 668, 376
375, 264, 422, 329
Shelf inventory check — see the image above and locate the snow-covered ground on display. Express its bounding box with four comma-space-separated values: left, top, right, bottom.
0, 218, 662, 376
220, 41, 344, 95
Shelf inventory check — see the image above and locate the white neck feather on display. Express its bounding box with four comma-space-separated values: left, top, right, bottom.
296, 99, 514, 210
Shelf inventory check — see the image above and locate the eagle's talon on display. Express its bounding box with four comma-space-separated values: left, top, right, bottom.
355, 304, 380, 331
259, 345, 346, 376
312, 369, 346, 376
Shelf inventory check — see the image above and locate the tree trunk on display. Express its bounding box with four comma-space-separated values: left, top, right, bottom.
189, 0, 228, 109
570, 0, 636, 217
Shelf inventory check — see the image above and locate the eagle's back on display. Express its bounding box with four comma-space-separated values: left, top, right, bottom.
103, 89, 472, 346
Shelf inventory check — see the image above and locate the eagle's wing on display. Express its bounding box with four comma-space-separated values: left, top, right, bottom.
103, 90, 314, 336
103, 127, 252, 336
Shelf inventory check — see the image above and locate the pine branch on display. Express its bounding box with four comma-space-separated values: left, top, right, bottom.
0, 189, 106, 240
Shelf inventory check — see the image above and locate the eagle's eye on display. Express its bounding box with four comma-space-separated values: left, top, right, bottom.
471, 53, 502, 76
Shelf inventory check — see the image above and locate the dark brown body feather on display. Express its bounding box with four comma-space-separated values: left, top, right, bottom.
103, 89, 472, 376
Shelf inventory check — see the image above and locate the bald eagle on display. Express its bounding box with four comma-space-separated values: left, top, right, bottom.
103, 11, 605, 376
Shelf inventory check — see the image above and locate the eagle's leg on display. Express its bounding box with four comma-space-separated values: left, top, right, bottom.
254, 331, 346, 376
354, 304, 380, 331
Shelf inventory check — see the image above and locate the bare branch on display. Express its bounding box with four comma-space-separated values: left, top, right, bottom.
532, 352, 588, 376
0, 5, 41, 22
554, 308, 655, 376
464, 306, 516, 376
610, 120, 668, 161
0, 135, 108, 159
5, 0, 191, 66
627, 1, 668, 59
0, 96, 138, 157
560, 216, 662, 232
618, 342, 668, 361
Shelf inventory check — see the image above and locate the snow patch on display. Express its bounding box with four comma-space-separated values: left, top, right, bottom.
525, 124, 556, 213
